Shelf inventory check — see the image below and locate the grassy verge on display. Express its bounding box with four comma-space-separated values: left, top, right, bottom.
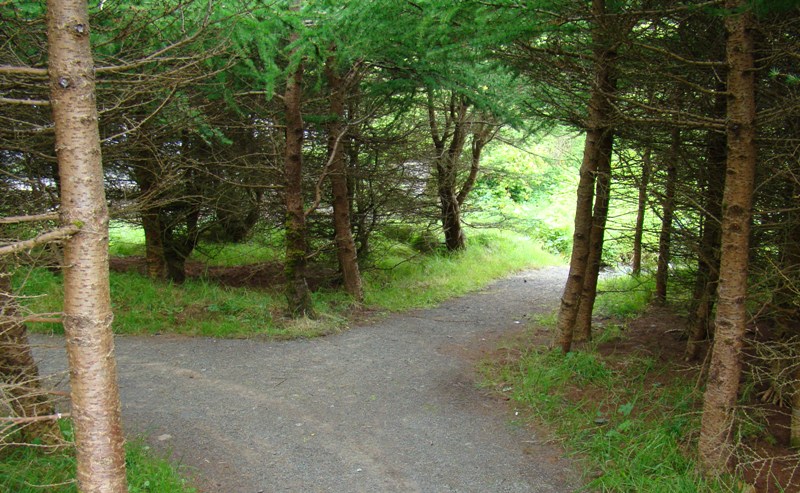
0, 422, 195, 492
14, 229, 560, 338
365, 230, 562, 310
480, 275, 739, 492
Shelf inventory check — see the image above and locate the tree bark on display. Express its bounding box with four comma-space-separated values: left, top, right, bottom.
556, 0, 617, 353
574, 136, 613, 343
325, 56, 363, 302
428, 91, 469, 252
132, 157, 167, 280
47, 0, 128, 490
698, 0, 757, 474
654, 129, 679, 305
284, 54, 314, 317
0, 266, 61, 445
631, 149, 651, 276
686, 122, 726, 361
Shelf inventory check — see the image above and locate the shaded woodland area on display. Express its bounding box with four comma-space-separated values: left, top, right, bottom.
1, 0, 800, 490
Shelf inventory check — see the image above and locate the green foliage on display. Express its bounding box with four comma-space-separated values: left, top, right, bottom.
482, 346, 740, 492
594, 274, 655, 319
0, 421, 195, 493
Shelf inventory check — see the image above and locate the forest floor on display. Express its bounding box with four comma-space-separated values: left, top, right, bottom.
33, 266, 580, 493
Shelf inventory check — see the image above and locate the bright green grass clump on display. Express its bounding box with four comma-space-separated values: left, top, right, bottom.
364, 230, 561, 310
0, 423, 196, 492
482, 341, 738, 492
594, 273, 655, 319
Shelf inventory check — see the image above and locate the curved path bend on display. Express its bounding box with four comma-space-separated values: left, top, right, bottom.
34, 266, 576, 493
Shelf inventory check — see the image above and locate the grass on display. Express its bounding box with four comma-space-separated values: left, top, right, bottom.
480, 275, 742, 492
14, 227, 559, 339
0, 422, 195, 492
364, 230, 562, 310
594, 273, 656, 319
482, 341, 739, 492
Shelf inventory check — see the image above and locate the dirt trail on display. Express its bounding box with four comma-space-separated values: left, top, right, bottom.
33, 266, 577, 493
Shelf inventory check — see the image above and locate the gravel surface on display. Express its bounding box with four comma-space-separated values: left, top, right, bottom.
33, 266, 577, 493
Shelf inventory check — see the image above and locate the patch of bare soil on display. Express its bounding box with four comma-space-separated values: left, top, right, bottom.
595, 307, 800, 493
109, 256, 339, 291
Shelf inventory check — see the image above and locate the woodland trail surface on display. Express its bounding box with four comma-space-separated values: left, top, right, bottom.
34, 266, 577, 493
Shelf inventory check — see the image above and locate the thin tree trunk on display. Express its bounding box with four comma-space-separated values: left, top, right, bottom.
792, 365, 800, 448
557, 0, 616, 353
0, 267, 61, 445
284, 52, 314, 317
686, 124, 725, 361
574, 137, 613, 343
47, 0, 128, 489
325, 56, 363, 302
698, 0, 757, 474
654, 130, 679, 305
428, 91, 469, 252
631, 149, 651, 276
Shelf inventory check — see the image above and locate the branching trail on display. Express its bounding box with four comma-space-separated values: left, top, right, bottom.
35, 266, 577, 493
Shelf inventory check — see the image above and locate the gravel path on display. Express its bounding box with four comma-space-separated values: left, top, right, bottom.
34, 266, 577, 493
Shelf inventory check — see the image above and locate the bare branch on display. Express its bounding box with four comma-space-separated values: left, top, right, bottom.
0, 225, 81, 257
0, 213, 59, 224
0, 96, 50, 106
0, 65, 48, 77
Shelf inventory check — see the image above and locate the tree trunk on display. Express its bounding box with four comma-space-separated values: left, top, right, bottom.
132, 159, 167, 280
574, 136, 613, 343
654, 130, 679, 305
698, 0, 757, 474
686, 123, 726, 361
325, 56, 363, 302
0, 267, 61, 445
556, 0, 617, 353
47, 0, 128, 490
428, 91, 469, 252
792, 365, 800, 448
631, 149, 651, 276
141, 212, 166, 280
284, 55, 314, 317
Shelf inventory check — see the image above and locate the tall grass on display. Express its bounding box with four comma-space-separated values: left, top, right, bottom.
17, 229, 558, 338
594, 273, 655, 319
482, 343, 739, 492
364, 230, 562, 310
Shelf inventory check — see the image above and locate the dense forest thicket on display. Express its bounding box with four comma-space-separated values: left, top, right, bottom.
1, 0, 799, 489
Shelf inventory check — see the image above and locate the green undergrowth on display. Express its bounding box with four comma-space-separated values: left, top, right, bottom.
482, 341, 739, 492
480, 276, 740, 492
0, 422, 195, 492
14, 229, 559, 338
364, 230, 561, 310
13, 268, 348, 339
594, 273, 656, 319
